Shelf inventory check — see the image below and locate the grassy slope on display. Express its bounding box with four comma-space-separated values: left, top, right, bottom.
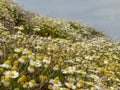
0, 0, 104, 41
0, 0, 120, 90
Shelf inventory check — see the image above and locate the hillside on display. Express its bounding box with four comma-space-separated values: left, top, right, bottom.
0, 0, 120, 90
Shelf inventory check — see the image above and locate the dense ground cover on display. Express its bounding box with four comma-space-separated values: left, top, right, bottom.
0, 0, 120, 90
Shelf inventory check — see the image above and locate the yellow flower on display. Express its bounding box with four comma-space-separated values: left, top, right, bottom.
17, 75, 26, 83
18, 55, 27, 63
90, 82, 94, 86
56, 86, 61, 90
55, 77, 59, 80
53, 64, 59, 70
65, 82, 76, 89
77, 80, 84, 88
0, 50, 3, 56
0, 68, 4, 72
11, 65, 18, 71
19, 47, 24, 52
14, 88, 20, 90
4, 77, 10, 82
2, 31, 10, 35
23, 82, 29, 88
39, 75, 48, 81
98, 83, 104, 87
49, 77, 62, 86
26, 50, 32, 55
4, 60, 11, 65
63, 88, 69, 90
43, 56, 51, 64
13, 61, 19, 66
53, 79, 59, 84
36, 56, 42, 61
8, 56, 12, 60
113, 85, 117, 88
13, 53, 18, 58
44, 63, 50, 68
0, 60, 11, 69
29, 79, 36, 88
48, 84, 53, 89
27, 65, 35, 73
21, 56, 27, 60
1, 76, 10, 87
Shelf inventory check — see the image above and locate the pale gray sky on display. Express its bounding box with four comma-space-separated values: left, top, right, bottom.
16, 0, 120, 40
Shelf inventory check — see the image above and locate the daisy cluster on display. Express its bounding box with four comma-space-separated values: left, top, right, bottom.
0, 0, 120, 90
0, 21, 120, 90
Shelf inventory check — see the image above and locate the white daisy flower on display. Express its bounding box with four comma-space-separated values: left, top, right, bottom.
18, 56, 27, 64
0, 63, 11, 69
0, 60, 11, 69
4, 71, 19, 78
1, 77, 10, 87
30, 60, 42, 67
23, 82, 29, 88
62, 66, 76, 74
43, 56, 51, 64
53, 64, 59, 71
104, 60, 109, 65
27, 65, 35, 73
29, 80, 36, 88
18, 58, 26, 63
14, 48, 20, 53
76, 80, 84, 88
65, 82, 76, 89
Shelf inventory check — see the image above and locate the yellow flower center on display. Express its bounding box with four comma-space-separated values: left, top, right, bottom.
19, 47, 24, 51
11, 66, 18, 71
4, 60, 11, 65
56, 86, 60, 90
53, 79, 59, 84
4, 77, 10, 82
89, 82, 94, 86
14, 61, 19, 65
33, 62, 38, 66
55, 65, 59, 68
14, 88, 20, 90
113, 85, 117, 88
37, 57, 42, 61
99, 83, 103, 87
78, 80, 83, 84
29, 65, 34, 68
24, 82, 29, 86
30, 80, 36, 84
45, 56, 49, 60
21, 56, 26, 60
0, 68, 4, 72
68, 83, 72, 88
8, 72, 14, 76
48, 84, 53, 89
17, 75, 26, 83
39, 75, 48, 81
64, 88, 69, 90
65, 68, 69, 71
13, 53, 18, 57
26, 50, 32, 55
93, 76, 97, 79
